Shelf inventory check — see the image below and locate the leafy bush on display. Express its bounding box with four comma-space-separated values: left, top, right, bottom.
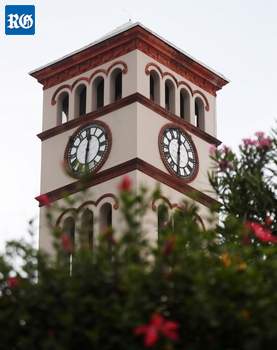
0, 128, 276, 350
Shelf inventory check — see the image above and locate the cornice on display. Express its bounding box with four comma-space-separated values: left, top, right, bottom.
36, 158, 219, 209
37, 93, 221, 146
30, 26, 228, 95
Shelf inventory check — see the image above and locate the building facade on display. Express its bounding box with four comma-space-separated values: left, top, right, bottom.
31, 22, 228, 254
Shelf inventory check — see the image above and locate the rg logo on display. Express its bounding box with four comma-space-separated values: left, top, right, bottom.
5, 5, 35, 35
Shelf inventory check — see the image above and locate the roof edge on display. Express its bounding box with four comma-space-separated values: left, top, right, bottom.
30, 22, 229, 83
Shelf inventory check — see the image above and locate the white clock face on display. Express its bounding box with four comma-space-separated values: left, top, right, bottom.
159, 126, 198, 180
65, 122, 111, 178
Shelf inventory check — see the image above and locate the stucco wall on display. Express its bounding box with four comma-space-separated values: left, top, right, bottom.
39, 170, 214, 255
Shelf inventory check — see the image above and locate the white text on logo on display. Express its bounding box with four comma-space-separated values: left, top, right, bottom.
7, 14, 34, 29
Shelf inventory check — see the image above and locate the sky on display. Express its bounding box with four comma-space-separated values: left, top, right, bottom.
0, 0, 276, 249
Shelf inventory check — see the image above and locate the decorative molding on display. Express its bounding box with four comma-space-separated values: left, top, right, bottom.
38, 93, 221, 147
51, 61, 128, 106
152, 196, 206, 231
158, 123, 199, 183
36, 158, 220, 210
30, 25, 228, 95
145, 62, 210, 111
152, 196, 178, 211
56, 193, 119, 226
63, 120, 112, 180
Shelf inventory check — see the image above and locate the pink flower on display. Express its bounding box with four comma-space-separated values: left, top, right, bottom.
255, 131, 265, 139
134, 313, 179, 347
245, 221, 277, 243
256, 137, 272, 149
61, 233, 74, 253
242, 138, 256, 147
118, 176, 132, 192
36, 194, 51, 207
7, 276, 20, 289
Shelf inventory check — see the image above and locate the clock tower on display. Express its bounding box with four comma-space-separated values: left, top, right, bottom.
31, 22, 228, 254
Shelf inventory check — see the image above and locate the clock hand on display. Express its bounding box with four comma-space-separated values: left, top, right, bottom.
177, 131, 181, 174
85, 131, 91, 167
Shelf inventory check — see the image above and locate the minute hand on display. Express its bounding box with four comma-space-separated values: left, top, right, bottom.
176, 132, 181, 174
85, 134, 91, 166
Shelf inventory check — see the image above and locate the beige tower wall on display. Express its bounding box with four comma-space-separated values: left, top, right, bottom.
39, 170, 213, 256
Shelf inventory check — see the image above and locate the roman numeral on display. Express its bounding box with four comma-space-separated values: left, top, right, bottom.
185, 164, 192, 173
99, 141, 107, 147
70, 158, 78, 167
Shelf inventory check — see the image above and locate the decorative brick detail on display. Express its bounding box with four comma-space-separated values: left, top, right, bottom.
56, 193, 119, 226
51, 61, 128, 105
30, 25, 228, 95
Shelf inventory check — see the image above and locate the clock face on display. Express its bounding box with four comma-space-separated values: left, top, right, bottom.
65, 121, 111, 178
159, 124, 198, 181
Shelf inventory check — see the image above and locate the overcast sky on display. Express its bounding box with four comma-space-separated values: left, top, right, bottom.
0, 0, 276, 249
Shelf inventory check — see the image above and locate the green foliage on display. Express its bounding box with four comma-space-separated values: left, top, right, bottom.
0, 129, 276, 349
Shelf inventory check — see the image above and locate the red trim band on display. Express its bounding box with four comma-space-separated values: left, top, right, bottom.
36, 158, 219, 209
37, 93, 221, 146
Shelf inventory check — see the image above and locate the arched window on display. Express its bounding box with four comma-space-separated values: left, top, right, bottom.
62, 216, 75, 273
75, 84, 87, 117
99, 203, 112, 232
62, 216, 75, 247
180, 89, 190, 122
57, 92, 69, 125
110, 69, 122, 103
92, 76, 104, 111
80, 209, 94, 249
165, 80, 175, 113
149, 70, 160, 104
194, 97, 205, 130
157, 204, 169, 241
